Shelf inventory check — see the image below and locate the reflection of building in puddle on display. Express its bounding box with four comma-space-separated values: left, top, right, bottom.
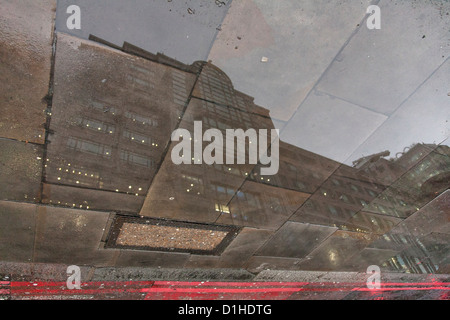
42, 33, 448, 273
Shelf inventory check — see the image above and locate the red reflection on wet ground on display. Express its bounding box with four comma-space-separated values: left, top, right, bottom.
3, 280, 448, 300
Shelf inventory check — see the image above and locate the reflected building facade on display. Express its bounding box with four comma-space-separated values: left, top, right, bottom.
42, 33, 449, 274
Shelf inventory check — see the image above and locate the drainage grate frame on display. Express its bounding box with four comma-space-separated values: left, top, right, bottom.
105, 215, 241, 256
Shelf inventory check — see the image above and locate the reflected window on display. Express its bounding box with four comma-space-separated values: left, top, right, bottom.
376, 204, 387, 214
130, 64, 155, 76
123, 129, 154, 146
90, 100, 117, 115
360, 199, 368, 207
203, 116, 217, 128
125, 111, 158, 127
127, 74, 154, 90
234, 191, 261, 208
215, 203, 230, 214
332, 179, 341, 186
365, 188, 377, 197
328, 205, 338, 215
120, 149, 154, 168
67, 137, 111, 157
172, 69, 188, 106
75, 117, 115, 134
295, 181, 306, 190
343, 194, 356, 205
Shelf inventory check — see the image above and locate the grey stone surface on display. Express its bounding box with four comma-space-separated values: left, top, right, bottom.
0, 201, 36, 262
30, 263, 94, 282
289, 196, 356, 229
0, 0, 56, 144
281, 91, 387, 163
256, 221, 337, 258
296, 231, 377, 271
254, 270, 328, 282
115, 250, 190, 269
33, 205, 115, 266
92, 267, 255, 281
391, 190, 450, 237
0, 139, 43, 202
184, 255, 221, 269
217, 181, 309, 230
346, 211, 403, 235
317, 0, 450, 116
341, 247, 399, 271
368, 232, 412, 252
208, 0, 373, 121
416, 232, 450, 266
47, 33, 195, 211
139, 96, 270, 223
218, 227, 273, 268
244, 256, 304, 274
42, 183, 144, 213
288, 289, 352, 301
348, 59, 450, 165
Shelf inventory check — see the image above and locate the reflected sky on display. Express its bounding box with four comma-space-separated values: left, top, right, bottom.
56, 0, 449, 165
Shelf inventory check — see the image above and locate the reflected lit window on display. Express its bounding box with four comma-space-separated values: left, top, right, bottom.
378, 204, 387, 214
75, 117, 115, 134
125, 111, 158, 127
182, 175, 203, 185
215, 203, 230, 214
123, 130, 153, 145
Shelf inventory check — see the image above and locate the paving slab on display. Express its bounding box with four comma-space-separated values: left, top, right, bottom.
217, 181, 310, 230
0, 0, 56, 143
33, 205, 115, 266
114, 250, 190, 269
317, 0, 450, 116
0, 201, 36, 262
0, 139, 43, 202
256, 221, 337, 259
281, 91, 387, 163
208, 0, 373, 121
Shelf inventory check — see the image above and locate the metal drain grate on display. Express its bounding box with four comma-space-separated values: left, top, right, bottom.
105, 215, 241, 255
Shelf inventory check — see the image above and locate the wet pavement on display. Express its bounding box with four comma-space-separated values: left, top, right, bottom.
0, 0, 449, 300
0, 262, 449, 300
0, 0, 55, 144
